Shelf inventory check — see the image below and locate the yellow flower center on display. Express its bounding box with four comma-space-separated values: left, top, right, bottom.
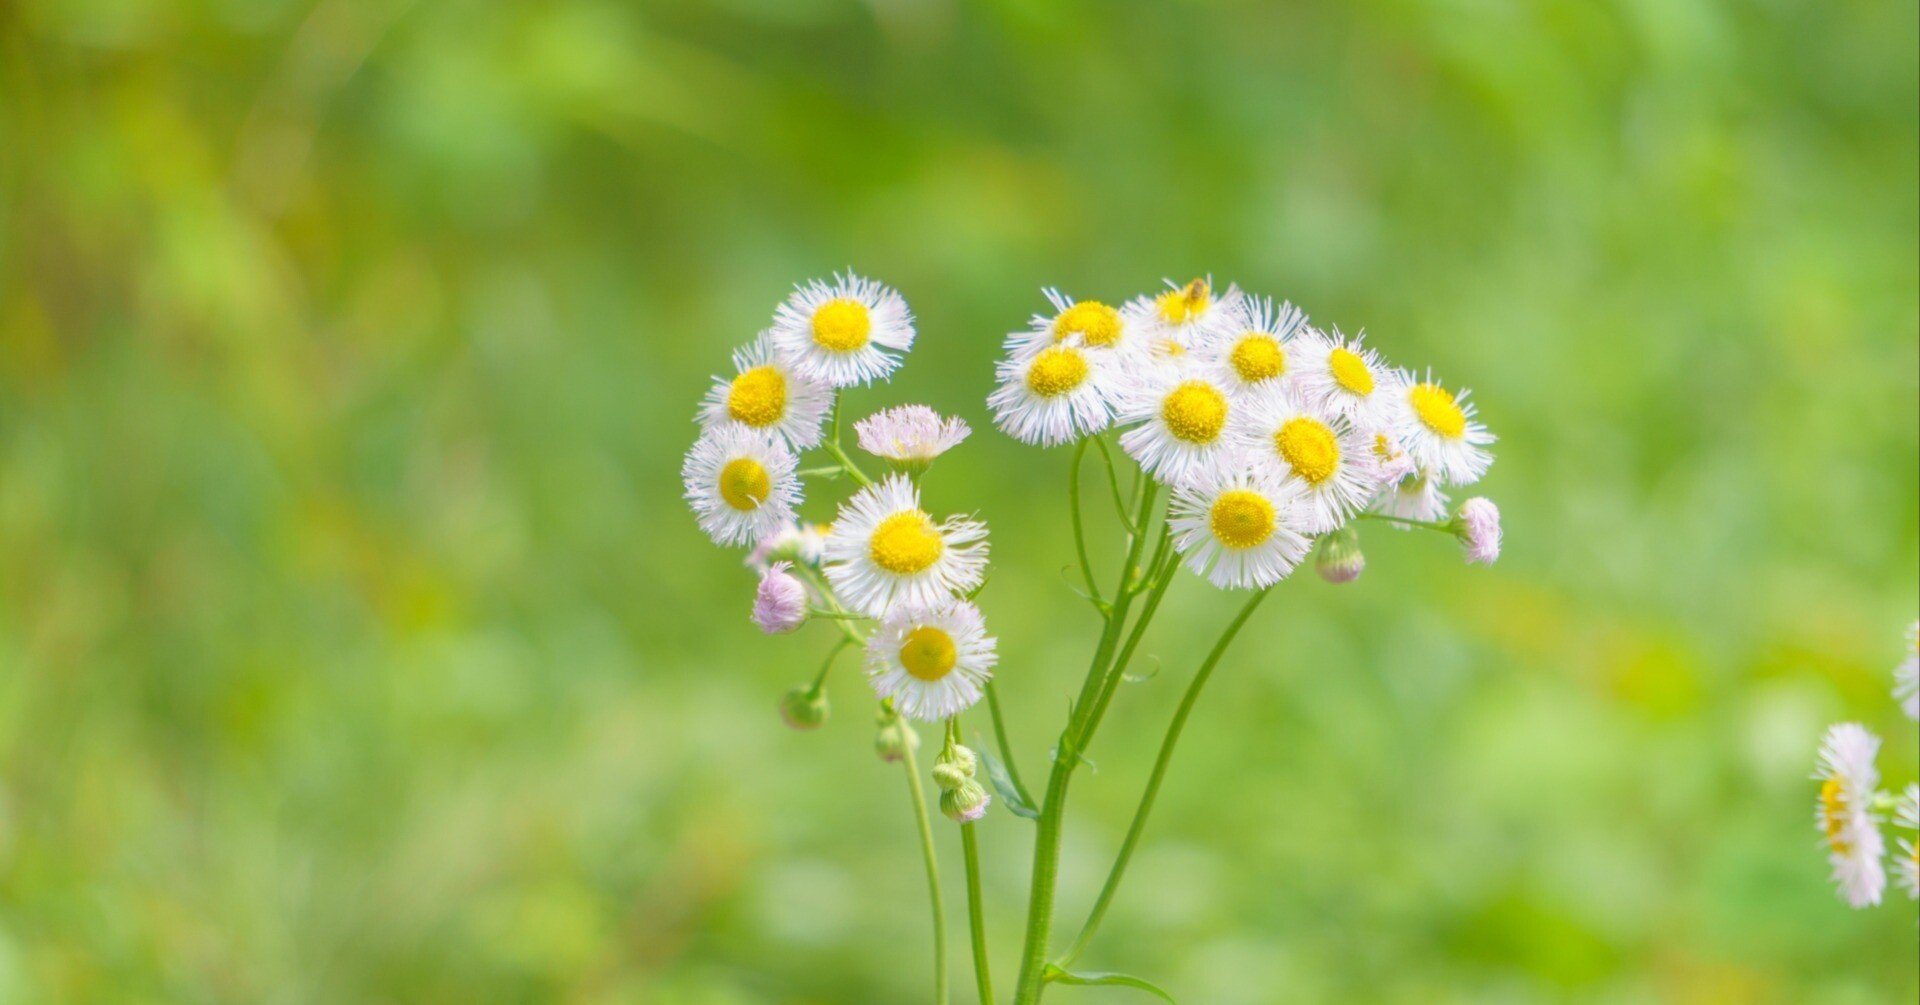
899, 626, 959, 681
1156, 278, 1210, 325
718, 458, 771, 511
1409, 382, 1467, 439
811, 298, 871, 352
1053, 301, 1122, 348
1229, 333, 1285, 383
1160, 381, 1228, 444
868, 511, 944, 574
1275, 417, 1340, 485
1327, 347, 1374, 396
726, 366, 788, 426
1209, 489, 1276, 550
1372, 432, 1397, 460
1820, 777, 1850, 854
1026, 346, 1090, 398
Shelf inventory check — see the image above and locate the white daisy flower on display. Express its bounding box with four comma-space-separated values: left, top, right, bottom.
1391, 371, 1496, 486
1196, 295, 1308, 399
1116, 370, 1239, 487
1813, 722, 1886, 909
1896, 620, 1917, 721
696, 333, 834, 449
1234, 388, 1377, 533
824, 474, 988, 615
682, 425, 801, 547
1125, 277, 1238, 351
1372, 469, 1450, 527
865, 599, 998, 722
1005, 289, 1141, 361
767, 272, 915, 387
1893, 784, 1919, 900
1166, 459, 1313, 590
854, 405, 971, 464
988, 341, 1117, 447
1291, 327, 1401, 429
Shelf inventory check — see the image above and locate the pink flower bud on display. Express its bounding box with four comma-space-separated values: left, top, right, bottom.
753, 561, 809, 634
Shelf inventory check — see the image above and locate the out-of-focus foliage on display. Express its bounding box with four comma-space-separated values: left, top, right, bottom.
1, 1, 1914, 1001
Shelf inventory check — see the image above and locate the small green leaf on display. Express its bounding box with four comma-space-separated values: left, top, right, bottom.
1043, 964, 1178, 1002
978, 747, 1039, 819
1122, 655, 1161, 684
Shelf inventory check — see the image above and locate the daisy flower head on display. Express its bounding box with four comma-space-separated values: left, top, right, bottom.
1127, 276, 1238, 348
855, 405, 971, 466
1392, 370, 1496, 486
1234, 388, 1377, 533
768, 272, 915, 387
824, 474, 988, 616
1116, 368, 1241, 487
1291, 327, 1401, 429
865, 599, 998, 722
1813, 722, 1886, 908
683, 425, 801, 547
697, 333, 833, 449
1197, 295, 1308, 399
1005, 289, 1139, 361
1896, 620, 1918, 721
1372, 469, 1450, 527
1895, 784, 1919, 900
1166, 458, 1314, 590
988, 340, 1117, 447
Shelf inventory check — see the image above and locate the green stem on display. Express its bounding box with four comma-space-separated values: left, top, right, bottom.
1060, 585, 1274, 967
984, 681, 1034, 808
827, 395, 875, 487
962, 823, 994, 1005
808, 637, 850, 693
902, 730, 949, 1005
1358, 512, 1453, 533
1069, 437, 1106, 610
1090, 434, 1135, 532
1011, 478, 1160, 1004
1076, 533, 1178, 749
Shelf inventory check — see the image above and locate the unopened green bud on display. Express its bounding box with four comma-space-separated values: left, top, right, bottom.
874, 707, 919, 763
778, 685, 829, 730
934, 743, 979, 785
940, 777, 991, 823
1314, 525, 1365, 584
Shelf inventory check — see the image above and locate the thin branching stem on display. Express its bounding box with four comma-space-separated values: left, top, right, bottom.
902, 725, 950, 1005
984, 681, 1034, 808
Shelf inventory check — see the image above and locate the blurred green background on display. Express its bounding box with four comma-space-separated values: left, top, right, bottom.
2, 0, 1916, 1001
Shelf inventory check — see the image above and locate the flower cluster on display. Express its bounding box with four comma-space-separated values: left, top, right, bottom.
684, 273, 996, 726
1809, 621, 1920, 908
987, 278, 1501, 586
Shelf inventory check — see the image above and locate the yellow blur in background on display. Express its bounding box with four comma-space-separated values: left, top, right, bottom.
1, 1, 1915, 1002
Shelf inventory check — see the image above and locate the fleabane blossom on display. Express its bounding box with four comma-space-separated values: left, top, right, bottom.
1124, 277, 1239, 357
989, 341, 1118, 447
698, 333, 833, 449
1455, 497, 1502, 565
1005, 289, 1142, 361
1896, 620, 1918, 721
1813, 723, 1886, 908
1894, 784, 1919, 900
855, 405, 971, 465
753, 562, 809, 634
825, 474, 988, 615
1116, 370, 1239, 487
1391, 371, 1495, 487
768, 272, 915, 387
1197, 295, 1308, 400
1291, 328, 1401, 429
1372, 469, 1450, 526
866, 599, 998, 722
683, 425, 801, 547
1234, 388, 1377, 533
1166, 459, 1313, 590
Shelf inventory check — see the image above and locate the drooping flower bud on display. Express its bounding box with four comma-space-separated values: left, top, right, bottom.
940, 777, 992, 823
778, 685, 829, 730
1453, 497, 1501, 565
1314, 525, 1365, 584
874, 706, 919, 763
753, 561, 809, 634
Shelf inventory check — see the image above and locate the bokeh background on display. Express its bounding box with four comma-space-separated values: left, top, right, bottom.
3, 0, 1916, 1001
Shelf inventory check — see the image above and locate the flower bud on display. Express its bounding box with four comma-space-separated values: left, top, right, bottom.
1453, 497, 1501, 565
874, 707, 919, 763
1314, 525, 1365, 584
753, 561, 809, 634
940, 778, 992, 823
778, 685, 829, 730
